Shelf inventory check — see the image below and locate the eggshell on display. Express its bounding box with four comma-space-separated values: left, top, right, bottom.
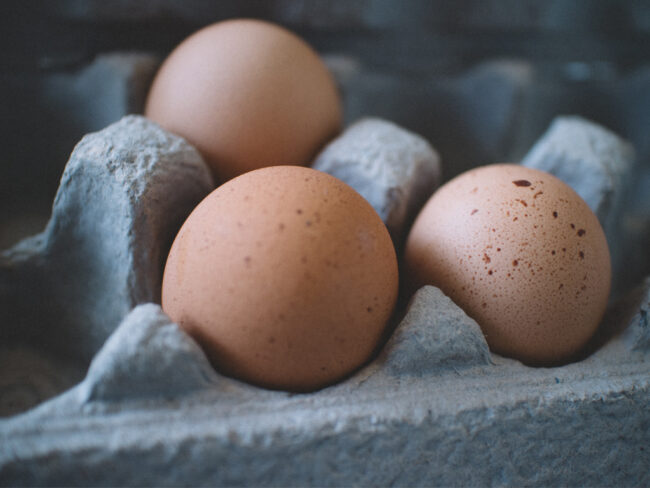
145, 19, 342, 184
404, 164, 611, 364
162, 166, 398, 391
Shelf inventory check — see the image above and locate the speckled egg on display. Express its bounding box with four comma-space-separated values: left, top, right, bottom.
162, 166, 398, 391
404, 164, 611, 364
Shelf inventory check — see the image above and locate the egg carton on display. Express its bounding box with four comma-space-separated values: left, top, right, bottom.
2, 50, 650, 484
1, 108, 649, 486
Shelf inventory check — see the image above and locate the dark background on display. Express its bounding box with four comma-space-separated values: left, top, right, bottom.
2, 0, 649, 248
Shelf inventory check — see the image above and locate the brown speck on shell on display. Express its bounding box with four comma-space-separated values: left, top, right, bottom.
513, 179, 531, 187
577, 229, 586, 237
471, 209, 479, 215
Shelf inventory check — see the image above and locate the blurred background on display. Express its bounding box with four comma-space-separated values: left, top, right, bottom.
1, 0, 649, 257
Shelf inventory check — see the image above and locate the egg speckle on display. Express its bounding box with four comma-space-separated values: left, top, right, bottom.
145, 19, 342, 184
162, 166, 398, 391
405, 164, 611, 364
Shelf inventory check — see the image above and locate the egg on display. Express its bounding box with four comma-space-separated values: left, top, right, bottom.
404, 164, 611, 364
144, 19, 342, 184
162, 166, 398, 391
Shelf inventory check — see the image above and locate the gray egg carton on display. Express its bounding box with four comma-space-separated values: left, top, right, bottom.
2, 56, 650, 485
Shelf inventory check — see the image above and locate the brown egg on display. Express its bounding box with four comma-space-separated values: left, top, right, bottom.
162, 166, 398, 391
404, 164, 611, 364
145, 19, 342, 184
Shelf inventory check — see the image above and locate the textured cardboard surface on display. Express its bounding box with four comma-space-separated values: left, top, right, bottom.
314, 117, 441, 247
2, 301, 648, 486
0, 116, 213, 415
1, 114, 648, 486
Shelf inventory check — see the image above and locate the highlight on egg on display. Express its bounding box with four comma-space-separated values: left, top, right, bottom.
404, 164, 611, 365
162, 166, 399, 392
145, 18, 342, 184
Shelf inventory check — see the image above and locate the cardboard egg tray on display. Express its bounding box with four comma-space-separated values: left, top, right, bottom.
2, 51, 650, 486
